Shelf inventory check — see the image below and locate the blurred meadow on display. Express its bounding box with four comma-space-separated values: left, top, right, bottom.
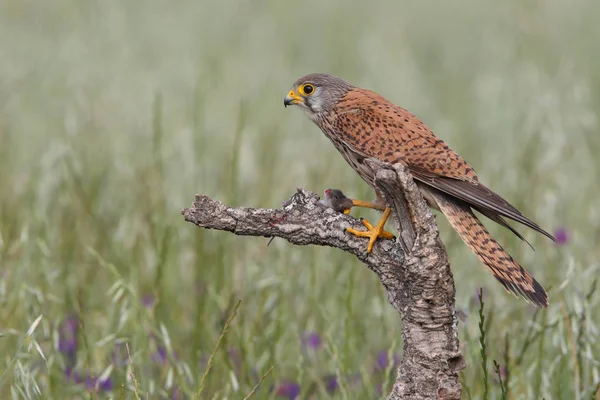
1, 0, 599, 398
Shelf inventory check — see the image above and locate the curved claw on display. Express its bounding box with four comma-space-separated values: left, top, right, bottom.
356, 218, 395, 239
346, 208, 394, 252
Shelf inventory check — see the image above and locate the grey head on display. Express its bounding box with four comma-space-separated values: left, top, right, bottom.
317, 188, 353, 213
284, 73, 354, 116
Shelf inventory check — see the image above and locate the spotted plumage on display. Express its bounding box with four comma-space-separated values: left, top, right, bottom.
284, 73, 556, 307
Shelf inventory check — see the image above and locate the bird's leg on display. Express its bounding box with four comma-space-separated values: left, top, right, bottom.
349, 198, 393, 239
321, 190, 394, 251
349, 199, 386, 211
345, 201, 394, 243
346, 206, 394, 252
347, 194, 394, 246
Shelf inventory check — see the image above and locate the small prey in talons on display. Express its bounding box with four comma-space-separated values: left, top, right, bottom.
321, 189, 395, 252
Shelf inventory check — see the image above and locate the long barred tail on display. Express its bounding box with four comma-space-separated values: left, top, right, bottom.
433, 192, 548, 307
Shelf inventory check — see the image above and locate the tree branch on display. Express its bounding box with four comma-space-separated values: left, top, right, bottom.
181, 160, 465, 399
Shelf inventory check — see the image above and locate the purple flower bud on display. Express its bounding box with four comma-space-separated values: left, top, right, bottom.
58, 338, 77, 358
98, 377, 113, 392
142, 294, 156, 308
375, 350, 400, 371
323, 374, 338, 393
85, 375, 96, 390
274, 380, 301, 399
65, 367, 80, 382
554, 227, 569, 245
74, 373, 113, 392
65, 367, 111, 392
58, 316, 79, 367
73, 373, 84, 385
61, 317, 78, 334
301, 331, 322, 350
151, 346, 168, 365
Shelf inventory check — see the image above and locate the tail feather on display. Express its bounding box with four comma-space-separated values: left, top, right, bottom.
433, 192, 548, 307
473, 206, 534, 250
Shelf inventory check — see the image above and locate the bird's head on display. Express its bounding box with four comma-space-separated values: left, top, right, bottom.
284, 73, 353, 116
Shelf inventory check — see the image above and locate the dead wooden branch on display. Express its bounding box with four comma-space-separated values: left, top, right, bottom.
182, 160, 464, 399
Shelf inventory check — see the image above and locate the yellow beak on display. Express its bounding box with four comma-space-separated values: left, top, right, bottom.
284, 90, 304, 107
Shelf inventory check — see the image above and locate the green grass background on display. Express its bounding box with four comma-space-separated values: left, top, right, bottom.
1, 0, 599, 398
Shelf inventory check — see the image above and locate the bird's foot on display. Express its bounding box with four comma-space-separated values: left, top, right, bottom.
346, 208, 394, 253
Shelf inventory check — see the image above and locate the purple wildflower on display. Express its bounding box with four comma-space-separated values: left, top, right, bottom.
151, 346, 168, 365
274, 380, 301, 399
375, 350, 400, 372
84, 374, 112, 392
323, 374, 338, 393
301, 331, 322, 350
85, 375, 96, 390
65, 367, 83, 384
554, 227, 569, 245
98, 377, 113, 391
148, 332, 179, 366
142, 294, 156, 308
171, 387, 182, 400
65, 368, 112, 392
58, 316, 79, 367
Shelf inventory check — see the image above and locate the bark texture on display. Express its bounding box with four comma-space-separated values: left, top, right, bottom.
182, 161, 464, 399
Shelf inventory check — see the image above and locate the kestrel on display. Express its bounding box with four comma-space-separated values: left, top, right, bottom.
284, 73, 556, 307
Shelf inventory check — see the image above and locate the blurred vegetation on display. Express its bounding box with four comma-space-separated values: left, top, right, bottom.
0, 0, 599, 398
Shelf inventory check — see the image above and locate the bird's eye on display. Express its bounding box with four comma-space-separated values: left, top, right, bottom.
299, 84, 315, 96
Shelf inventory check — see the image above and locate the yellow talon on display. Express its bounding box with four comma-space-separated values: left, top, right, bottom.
346, 208, 393, 252
355, 218, 395, 240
